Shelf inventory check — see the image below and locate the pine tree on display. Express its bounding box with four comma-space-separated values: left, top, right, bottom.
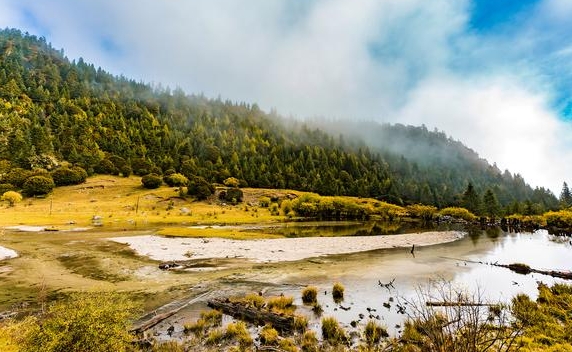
482, 189, 501, 219
560, 182, 572, 209
462, 182, 481, 215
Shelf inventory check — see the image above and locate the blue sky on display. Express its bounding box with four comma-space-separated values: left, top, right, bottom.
1, 0, 571, 193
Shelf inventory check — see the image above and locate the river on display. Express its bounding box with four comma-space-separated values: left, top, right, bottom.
150, 225, 572, 339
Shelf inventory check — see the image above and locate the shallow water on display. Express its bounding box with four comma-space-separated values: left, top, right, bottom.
150, 227, 572, 340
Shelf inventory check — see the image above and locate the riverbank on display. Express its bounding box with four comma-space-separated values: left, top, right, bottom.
111, 230, 465, 263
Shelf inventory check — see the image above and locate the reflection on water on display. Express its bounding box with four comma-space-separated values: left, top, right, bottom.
274, 228, 572, 335
158, 226, 572, 339
248, 220, 459, 238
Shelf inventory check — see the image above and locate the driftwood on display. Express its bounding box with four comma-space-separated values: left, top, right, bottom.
426, 301, 497, 307
130, 292, 210, 335
441, 256, 572, 280
207, 298, 295, 333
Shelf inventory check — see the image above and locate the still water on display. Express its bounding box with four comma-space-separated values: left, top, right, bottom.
157, 226, 572, 338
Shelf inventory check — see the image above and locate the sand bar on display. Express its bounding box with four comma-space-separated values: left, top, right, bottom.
111, 231, 465, 263
0, 246, 18, 260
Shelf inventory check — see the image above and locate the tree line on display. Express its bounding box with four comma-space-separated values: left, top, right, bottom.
0, 28, 561, 214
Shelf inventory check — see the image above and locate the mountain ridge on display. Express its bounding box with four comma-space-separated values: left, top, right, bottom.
0, 28, 558, 213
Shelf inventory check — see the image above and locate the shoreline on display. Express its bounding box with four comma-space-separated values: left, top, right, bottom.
111, 230, 465, 263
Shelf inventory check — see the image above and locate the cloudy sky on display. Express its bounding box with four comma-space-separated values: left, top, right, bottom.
1, 0, 571, 194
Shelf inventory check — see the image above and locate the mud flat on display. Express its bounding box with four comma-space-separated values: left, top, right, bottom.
111, 231, 465, 263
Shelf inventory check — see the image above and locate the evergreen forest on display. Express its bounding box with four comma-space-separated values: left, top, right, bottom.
0, 28, 560, 215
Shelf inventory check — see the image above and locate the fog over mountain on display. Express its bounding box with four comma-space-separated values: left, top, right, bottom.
1, 0, 571, 192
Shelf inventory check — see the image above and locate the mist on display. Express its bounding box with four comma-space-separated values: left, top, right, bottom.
2, 0, 571, 193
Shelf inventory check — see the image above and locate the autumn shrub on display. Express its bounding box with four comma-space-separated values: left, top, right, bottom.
439, 207, 477, 222
364, 320, 388, 345
332, 282, 345, 302
1, 191, 22, 206
267, 295, 295, 314
241, 292, 265, 309
321, 317, 347, 344
141, 173, 162, 189
22, 175, 55, 196
151, 341, 185, 352
163, 173, 188, 187
301, 330, 319, 352
223, 177, 240, 188
259, 196, 271, 207
407, 204, 437, 220
301, 286, 318, 305
259, 325, 279, 345
10, 292, 137, 352
373, 201, 408, 220
543, 210, 572, 229
225, 321, 252, 347
294, 314, 309, 333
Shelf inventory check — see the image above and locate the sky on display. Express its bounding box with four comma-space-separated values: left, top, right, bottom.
1, 0, 571, 194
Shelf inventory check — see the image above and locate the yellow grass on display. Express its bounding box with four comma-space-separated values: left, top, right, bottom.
156, 227, 283, 240
0, 175, 286, 228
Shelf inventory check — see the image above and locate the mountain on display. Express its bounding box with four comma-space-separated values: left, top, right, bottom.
0, 28, 558, 213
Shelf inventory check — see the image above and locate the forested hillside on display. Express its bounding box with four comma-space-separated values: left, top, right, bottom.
0, 28, 558, 213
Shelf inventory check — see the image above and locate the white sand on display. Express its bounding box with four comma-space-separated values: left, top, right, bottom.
111, 231, 464, 263
0, 245, 18, 260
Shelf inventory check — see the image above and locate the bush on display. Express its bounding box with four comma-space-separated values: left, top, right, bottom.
302, 286, 318, 305
407, 204, 437, 221
12, 292, 137, 352
259, 196, 271, 207
22, 175, 55, 196
141, 173, 162, 189
94, 159, 119, 175
223, 177, 240, 188
364, 320, 388, 345
163, 173, 188, 187
1, 191, 22, 206
439, 207, 477, 222
0, 183, 15, 195
267, 295, 295, 314
321, 317, 347, 344
51, 167, 87, 186
119, 165, 132, 177
3, 168, 33, 188
301, 330, 319, 352
219, 187, 243, 203
259, 325, 279, 345
188, 176, 214, 200
131, 158, 154, 176
332, 282, 345, 302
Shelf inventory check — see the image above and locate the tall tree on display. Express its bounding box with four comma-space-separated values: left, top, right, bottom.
560, 182, 572, 209
482, 189, 501, 219
462, 182, 481, 215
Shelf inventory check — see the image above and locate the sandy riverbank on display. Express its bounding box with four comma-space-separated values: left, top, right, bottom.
111, 231, 465, 263
0, 245, 18, 260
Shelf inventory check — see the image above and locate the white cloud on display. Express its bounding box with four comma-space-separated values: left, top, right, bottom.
1, 0, 571, 193
397, 75, 572, 193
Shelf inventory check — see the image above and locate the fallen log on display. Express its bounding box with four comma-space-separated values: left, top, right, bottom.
440, 256, 572, 280
130, 291, 210, 335
426, 301, 497, 307
207, 298, 295, 333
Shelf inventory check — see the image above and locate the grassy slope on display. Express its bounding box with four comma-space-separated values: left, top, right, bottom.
0, 175, 295, 229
